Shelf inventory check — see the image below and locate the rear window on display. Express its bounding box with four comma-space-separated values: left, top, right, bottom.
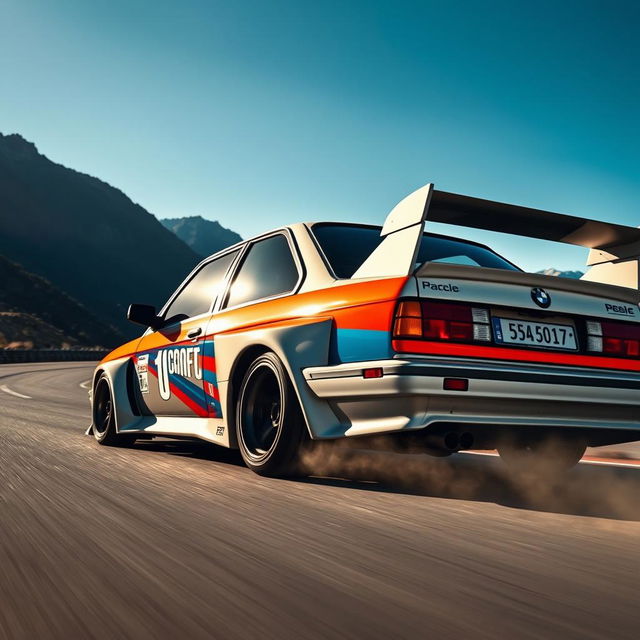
311, 223, 520, 279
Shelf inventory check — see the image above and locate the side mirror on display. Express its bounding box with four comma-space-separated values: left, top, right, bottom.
127, 303, 162, 330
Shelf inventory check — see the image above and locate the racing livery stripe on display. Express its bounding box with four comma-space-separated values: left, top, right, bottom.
201, 355, 216, 374
147, 366, 207, 416
136, 340, 223, 418
147, 358, 209, 416
200, 341, 222, 417
334, 328, 391, 363
332, 301, 395, 331
100, 277, 409, 366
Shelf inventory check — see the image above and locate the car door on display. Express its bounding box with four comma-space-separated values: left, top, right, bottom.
135, 248, 241, 417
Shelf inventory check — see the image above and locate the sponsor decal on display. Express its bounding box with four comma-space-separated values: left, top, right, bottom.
531, 287, 551, 308
605, 303, 636, 317
155, 346, 203, 401
216, 426, 225, 436
421, 281, 460, 293
136, 354, 149, 394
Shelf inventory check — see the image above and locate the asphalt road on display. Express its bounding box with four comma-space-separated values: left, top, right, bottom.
1, 362, 639, 640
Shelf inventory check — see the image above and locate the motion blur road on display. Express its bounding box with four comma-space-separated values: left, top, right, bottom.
1, 362, 639, 639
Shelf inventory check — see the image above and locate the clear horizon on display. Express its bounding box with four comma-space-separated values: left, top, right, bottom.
1, 0, 638, 272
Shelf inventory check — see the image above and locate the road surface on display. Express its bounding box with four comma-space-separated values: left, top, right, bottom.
0, 362, 639, 639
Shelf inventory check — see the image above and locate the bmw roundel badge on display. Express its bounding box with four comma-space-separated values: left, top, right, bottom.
531, 287, 551, 308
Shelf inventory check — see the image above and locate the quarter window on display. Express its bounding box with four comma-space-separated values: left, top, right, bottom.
163, 249, 239, 323
225, 234, 299, 308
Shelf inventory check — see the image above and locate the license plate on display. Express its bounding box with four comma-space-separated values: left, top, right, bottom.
492, 318, 578, 351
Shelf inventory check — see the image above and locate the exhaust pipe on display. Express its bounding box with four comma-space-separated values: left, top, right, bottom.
423, 430, 475, 454
459, 432, 474, 450
424, 431, 459, 452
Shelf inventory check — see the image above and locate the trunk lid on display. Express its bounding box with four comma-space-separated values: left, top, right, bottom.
414, 263, 639, 322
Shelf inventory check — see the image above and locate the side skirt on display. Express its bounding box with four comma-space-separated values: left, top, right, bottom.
120, 416, 232, 448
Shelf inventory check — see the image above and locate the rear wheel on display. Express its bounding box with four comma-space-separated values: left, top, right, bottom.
93, 374, 136, 447
236, 352, 306, 477
498, 433, 586, 477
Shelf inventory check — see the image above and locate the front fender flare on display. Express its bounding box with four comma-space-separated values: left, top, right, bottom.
87, 356, 140, 435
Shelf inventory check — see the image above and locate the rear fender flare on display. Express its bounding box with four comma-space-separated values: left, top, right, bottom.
215, 317, 344, 445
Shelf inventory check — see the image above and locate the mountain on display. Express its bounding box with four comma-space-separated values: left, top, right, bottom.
0, 133, 202, 340
0, 254, 122, 347
0, 312, 73, 349
161, 216, 242, 257
536, 268, 585, 279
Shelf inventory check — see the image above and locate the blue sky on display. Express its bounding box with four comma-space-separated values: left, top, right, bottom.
1, 0, 638, 271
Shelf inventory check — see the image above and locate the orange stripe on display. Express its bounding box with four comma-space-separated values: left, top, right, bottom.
101, 277, 409, 364
333, 300, 396, 331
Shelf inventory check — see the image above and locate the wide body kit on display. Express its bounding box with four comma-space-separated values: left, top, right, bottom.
90, 184, 640, 461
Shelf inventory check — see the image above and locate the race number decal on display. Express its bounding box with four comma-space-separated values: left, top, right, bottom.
155, 346, 203, 401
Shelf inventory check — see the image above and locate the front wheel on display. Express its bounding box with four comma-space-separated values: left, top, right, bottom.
92, 374, 136, 447
498, 433, 586, 477
236, 352, 306, 477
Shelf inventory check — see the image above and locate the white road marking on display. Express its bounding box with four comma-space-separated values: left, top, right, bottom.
79, 380, 91, 389
462, 451, 498, 457
461, 450, 639, 469
579, 459, 640, 469
0, 384, 32, 399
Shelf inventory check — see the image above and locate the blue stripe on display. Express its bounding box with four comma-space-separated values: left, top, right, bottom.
169, 372, 208, 409
334, 328, 391, 363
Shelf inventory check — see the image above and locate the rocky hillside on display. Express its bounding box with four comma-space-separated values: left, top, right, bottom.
0, 133, 201, 339
161, 216, 242, 257
0, 312, 75, 349
0, 254, 123, 347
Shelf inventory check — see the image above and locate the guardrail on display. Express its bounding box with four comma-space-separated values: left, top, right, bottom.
0, 350, 109, 364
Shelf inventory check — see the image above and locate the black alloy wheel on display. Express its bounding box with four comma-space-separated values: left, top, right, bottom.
93, 374, 135, 446
236, 352, 306, 477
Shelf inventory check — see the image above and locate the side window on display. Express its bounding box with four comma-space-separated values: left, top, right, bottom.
163, 249, 239, 323
225, 234, 299, 309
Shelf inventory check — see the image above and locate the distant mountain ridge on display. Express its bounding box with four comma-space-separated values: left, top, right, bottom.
0, 132, 202, 342
536, 268, 585, 279
161, 216, 242, 257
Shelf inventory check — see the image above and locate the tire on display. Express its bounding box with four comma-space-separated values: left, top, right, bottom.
92, 374, 136, 447
236, 352, 307, 477
498, 433, 586, 477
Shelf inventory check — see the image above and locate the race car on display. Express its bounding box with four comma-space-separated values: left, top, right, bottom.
89, 183, 640, 476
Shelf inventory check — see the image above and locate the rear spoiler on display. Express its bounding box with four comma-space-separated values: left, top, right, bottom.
353, 184, 640, 284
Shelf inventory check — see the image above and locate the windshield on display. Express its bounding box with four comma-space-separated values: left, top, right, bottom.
311, 223, 520, 279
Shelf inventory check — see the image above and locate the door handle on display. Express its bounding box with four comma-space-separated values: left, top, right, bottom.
187, 327, 203, 341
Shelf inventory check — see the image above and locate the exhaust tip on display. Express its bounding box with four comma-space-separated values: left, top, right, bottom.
459, 432, 474, 450
443, 432, 460, 451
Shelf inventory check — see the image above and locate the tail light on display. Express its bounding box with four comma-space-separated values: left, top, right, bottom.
394, 300, 491, 343
586, 320, 640, 358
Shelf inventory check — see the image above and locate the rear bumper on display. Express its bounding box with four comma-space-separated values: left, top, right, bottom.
302, 356, 640, 437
